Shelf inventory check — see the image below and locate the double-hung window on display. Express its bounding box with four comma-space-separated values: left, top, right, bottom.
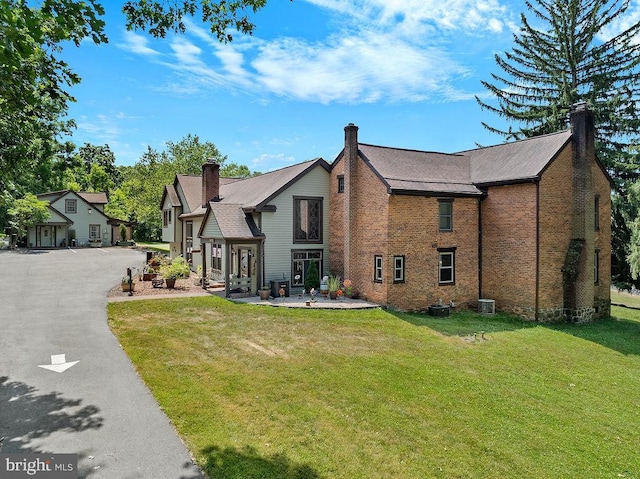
65, 199, 77, 214
294, 197, 322, 243
438, 248, 455, 284
89, 224, 100, 239
393, 256, 405, 283
374, 255, 383, 282
439, 200, 453, 232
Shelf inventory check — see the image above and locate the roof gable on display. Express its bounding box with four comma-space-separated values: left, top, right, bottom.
459, 130, 572, 185
175, 175, 202, 213
199, 203, 264, 240
218, 158, 330, 209
358, 144, 482, 196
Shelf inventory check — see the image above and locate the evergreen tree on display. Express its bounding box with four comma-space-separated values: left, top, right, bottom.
477, 0, 640, 284
304, 261, 320, 292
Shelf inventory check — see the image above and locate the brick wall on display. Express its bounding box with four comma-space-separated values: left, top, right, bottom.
330, 153, 390, 305
538, 145, 573, 310
388, 195, 479, 311
593, 162, 612, 318
329, 155, 345, 276
481, 182, 537, 315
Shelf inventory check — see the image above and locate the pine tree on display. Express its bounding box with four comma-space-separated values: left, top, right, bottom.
478, 0, 640, 182
477, 0, 640, 284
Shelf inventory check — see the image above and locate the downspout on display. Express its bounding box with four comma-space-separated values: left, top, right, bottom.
225, 242, 231, 298
478, 196, 483, 299
535, 180, 540, 321
201, 241, 207, 290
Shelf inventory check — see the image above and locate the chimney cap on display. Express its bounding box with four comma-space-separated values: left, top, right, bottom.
571, 101, 589, 112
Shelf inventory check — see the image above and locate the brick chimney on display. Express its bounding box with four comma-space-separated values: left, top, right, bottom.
343, 123, 359, 282
202, 160, 220, 207
563, 102, 595, 317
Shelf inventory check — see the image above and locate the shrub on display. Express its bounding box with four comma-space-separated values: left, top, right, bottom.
304, 261, 320, 291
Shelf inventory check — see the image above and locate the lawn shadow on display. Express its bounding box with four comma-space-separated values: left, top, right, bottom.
199, 444, 324, 479
392, 309, 537, 337
545, 314, 640, 356
0, 376, 104, 477
392, 308, 640, 357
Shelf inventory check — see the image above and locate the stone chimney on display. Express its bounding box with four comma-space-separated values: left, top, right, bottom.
343, 123, 359, 282
202, 160, 220, 207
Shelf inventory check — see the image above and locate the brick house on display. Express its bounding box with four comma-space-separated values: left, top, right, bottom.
329, 103, 611, 321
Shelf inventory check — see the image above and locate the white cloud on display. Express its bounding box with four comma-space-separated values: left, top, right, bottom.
118, 31, 160, 56
121, 0, 515, 104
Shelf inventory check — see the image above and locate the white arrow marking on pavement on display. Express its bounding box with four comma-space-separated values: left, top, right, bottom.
38, 354, 79, 373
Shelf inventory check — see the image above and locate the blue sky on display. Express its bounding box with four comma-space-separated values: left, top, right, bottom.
59, 0, 640, 171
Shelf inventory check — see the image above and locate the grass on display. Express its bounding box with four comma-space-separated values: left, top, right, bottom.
108, 299, 640, 479
611, 289, 640, 309
133, 241, 170, 252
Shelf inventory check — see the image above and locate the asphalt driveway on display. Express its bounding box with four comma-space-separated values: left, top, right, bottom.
0, 247, 204, 478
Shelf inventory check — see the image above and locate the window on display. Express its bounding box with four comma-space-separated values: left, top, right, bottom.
291, 250, 323, 287
393, 256, 405, 283
163, 210, 172, 227
337, 175, 345, 193
594, 195, 600, 231
594, 250, 600, 284
438, 249, 455, 284
89, 224, 100, 239
439, 200, 453, 232
374, 255, 383, 283
185, 221, 193, 263
211, 243, 222, 271
294, 197, 322, 243
65, 199, 77, 214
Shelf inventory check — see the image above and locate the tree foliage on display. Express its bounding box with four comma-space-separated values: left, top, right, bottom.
107, 135, 228, 240
477, 0, 640, 284
0, 0, 107, 195
122, 0, 278, 42
7, 194, 51, 240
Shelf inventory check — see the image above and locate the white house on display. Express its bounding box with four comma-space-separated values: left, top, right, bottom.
29, 190, 133, 248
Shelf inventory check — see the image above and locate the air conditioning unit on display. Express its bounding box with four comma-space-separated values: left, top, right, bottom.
478, 299, 495, 315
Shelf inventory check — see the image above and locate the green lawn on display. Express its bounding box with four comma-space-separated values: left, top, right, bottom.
612, 289, 640, 309
107, 299, 640, 479
133, 241, 170, 252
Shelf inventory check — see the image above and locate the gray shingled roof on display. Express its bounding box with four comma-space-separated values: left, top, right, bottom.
164, 184, 180, 207
359, 144, 483, 196
175, 175, 202, 213
218, 159, 326, 208
77, 191, 108, 204
352, 129, 572, 195
459, 130, 572, 185
206, 203, 263, 239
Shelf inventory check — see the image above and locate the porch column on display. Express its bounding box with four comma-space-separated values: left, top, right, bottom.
225, 242, 231, 298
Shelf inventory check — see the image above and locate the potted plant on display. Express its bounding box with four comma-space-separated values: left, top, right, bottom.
121, 277, 135, 292
143, 255, 163, 281
327, 275, 341, 300
258, 286, 271, 300
159, 256, 191, 289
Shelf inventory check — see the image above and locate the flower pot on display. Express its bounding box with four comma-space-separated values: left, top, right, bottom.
142, 273, 157, 281
165, 278, 177, 289
329, 291, 337, 300
259, 289, 270, 300
121, 283, 135, 292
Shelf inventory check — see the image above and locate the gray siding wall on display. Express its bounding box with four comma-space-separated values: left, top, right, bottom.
261, 165, 330, 284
